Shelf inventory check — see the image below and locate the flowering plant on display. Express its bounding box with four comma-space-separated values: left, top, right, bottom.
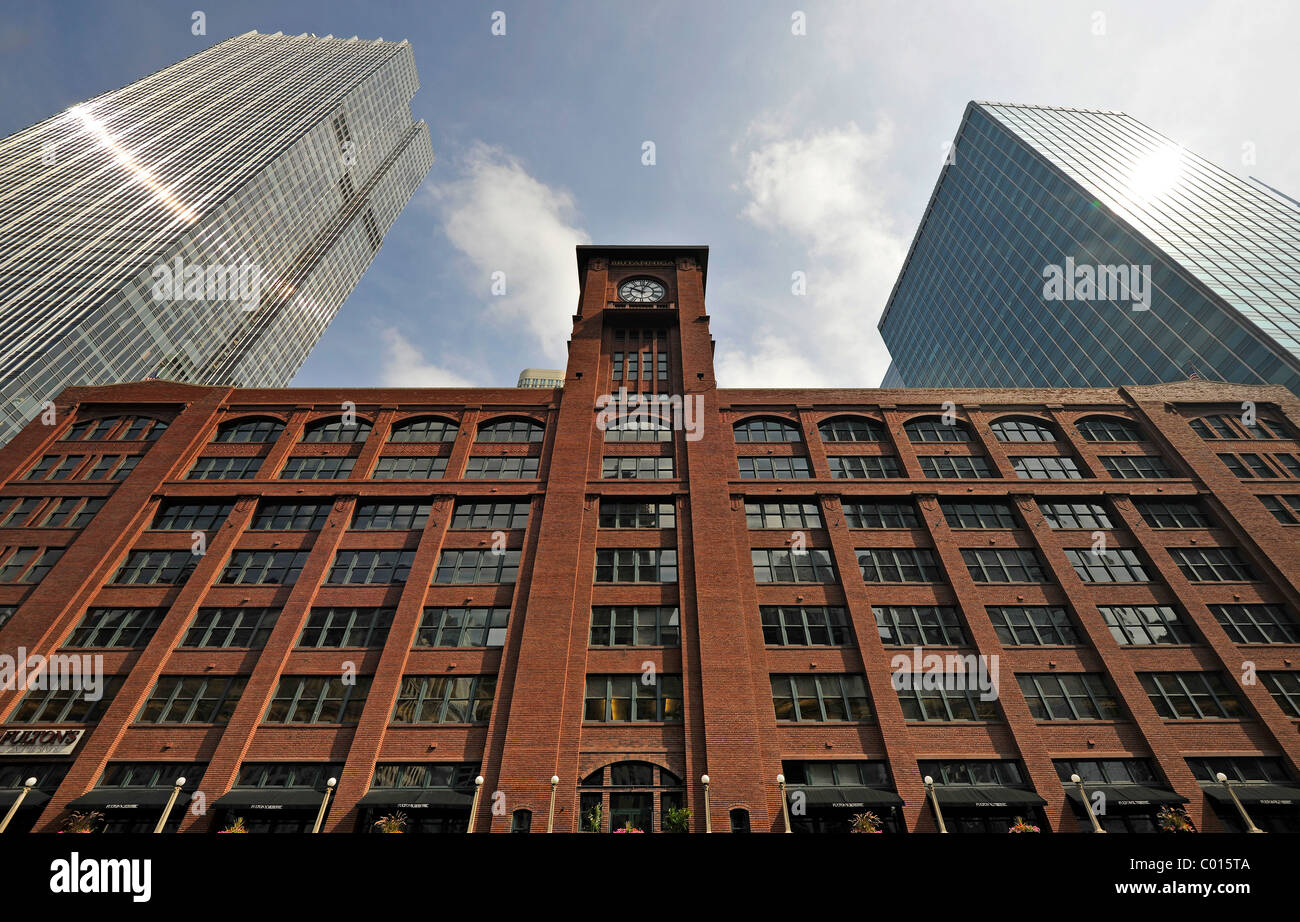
849, 811, 884, 833
613, 822, 644, 833
1008, 817, 1040, 833
218, 816, 249, 834
59, 811, 102, 833
374, 811, 409, 833
1157, 806, 1196, 833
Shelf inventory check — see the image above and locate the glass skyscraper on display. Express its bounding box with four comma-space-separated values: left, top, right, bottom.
0, 30, 434, 439
878, 102, 1300, 394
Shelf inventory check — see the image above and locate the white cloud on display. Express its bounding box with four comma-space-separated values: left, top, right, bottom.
379, 327, 477, 387
430, 143, 591, 364
721, 119, 909, 388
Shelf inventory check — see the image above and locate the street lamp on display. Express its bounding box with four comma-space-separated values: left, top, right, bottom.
547, 775, 560, 832
1071, 773, 1106, 833
701, 775, 711, 833
153, 776, 187, 834
0, 777, 37, 834
311, 777, 336, 834
466, 775, 485, 833
923, 775, 947, 834
777, 774, 792, 834
1217, 772, 1264, 834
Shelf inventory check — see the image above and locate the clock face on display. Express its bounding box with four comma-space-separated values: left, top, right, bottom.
618, 278, 666, 303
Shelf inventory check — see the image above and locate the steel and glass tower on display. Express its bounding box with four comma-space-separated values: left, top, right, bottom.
878, 102, 1300, 394
0, 30, 434, 439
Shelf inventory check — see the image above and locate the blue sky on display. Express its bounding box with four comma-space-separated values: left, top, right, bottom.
2, 0, 1298, 388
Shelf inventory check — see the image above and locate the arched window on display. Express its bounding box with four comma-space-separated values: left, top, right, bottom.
577, 761, 685, 833
63, 415, 168, 442
603, 413, 672, 442
388, 416, 459, 443
510, 809, 532, 833
904, 416, 971, 443
477, 418, 544, 443
214, 416, 284, 444
819, 415, 886, 443
729, 808, 751, 833
1075, 415, 1143, 442
302, 416, 371, 443
734, 417, 801, 443
990, 416, 1057, 443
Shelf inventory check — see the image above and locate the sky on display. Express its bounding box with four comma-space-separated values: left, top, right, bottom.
1, 0, 1298, 389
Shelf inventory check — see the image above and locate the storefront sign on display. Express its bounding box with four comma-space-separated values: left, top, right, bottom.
0, 728, 83, 756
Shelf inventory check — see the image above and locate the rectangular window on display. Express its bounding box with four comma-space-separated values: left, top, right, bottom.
1133, 499, 1211, 528
874, 605, 967, 645
1064, 548, 1150, 582
433, 549, 520, 583
220, 550, 309, 585
843, 501, 919, 528
392, 676, 496, 724
942, 500, 1017, 529
1210, 604, 1300, 644
138, 676, 247, 724
326, 550, 416, 584
264, 675, 372, 724
1053, 759, 1158, 785
761, 606, 852, 646
297, 608, 393, 648
584, 675, 683, 722
251, 502, 331, 530
744, 500, 822, 529
182, 608, 279, 648
1101, 455, 1172, 479
600, 457, 674, 480
751, 548, 837, 583
0, 546, 63, 583
0, 497, 41, 526
24, 455, 84, 481
828, 455, 902, 479
599, 500, 674, 529
85, 455, 139, 481
771, 674, 872, 722
1035, 501, 1116, 532
63, 608, 166, 649
590, 606, 680, 646
1185, 756, 1291, 785
280, 456, 355, 480
372, 456, 448, 480
919, 760, 1025, 786
1259, 495, 1300, 524
987, 606, 1078, 645
10, 676, 123, 723
235, 763, 342, 789
1261, 672, 1300, 717
99, 762, 208, 790
1140, 672, 1244, 719
918, 455, 994, 479
451, 501, 529, 530
1010, 456, 1083, 480
1098, 605, 1194, 645
370, 763, 479, 790
112, 549, 197, 585
152, 501, 234, 531
961, 548, 1049, 583
737, 456, 810, 479
594, 548, 677, 582
1018, 673, 1123, 720
352, 501, 431, 530
1167, 547, 1256, 582
464, 456, 538, 479
36, 497, 105, 528
895, 674, 999, 721
1219, 453, 1275, 479
857, 548, 943, 582
187, 456, 261, 480
417, 607, 510, 647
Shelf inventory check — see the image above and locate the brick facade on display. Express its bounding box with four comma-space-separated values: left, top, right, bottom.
1, 245, 1298, 834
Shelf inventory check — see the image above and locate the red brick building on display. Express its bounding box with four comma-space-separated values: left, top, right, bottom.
1, 244, 1299, 834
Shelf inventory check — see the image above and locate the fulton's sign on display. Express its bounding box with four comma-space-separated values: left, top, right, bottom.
0, 728, 83, 755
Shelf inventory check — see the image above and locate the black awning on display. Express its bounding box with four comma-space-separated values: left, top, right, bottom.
934, 785, 1046, 807
357, 788, 473, 809
1066, 784, 1186, 808
1201, 783, 1300, 806
0, 788, 50, 808
67, 788, 190, 810
213, 789, 328, 809
788, 786, 903, 809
